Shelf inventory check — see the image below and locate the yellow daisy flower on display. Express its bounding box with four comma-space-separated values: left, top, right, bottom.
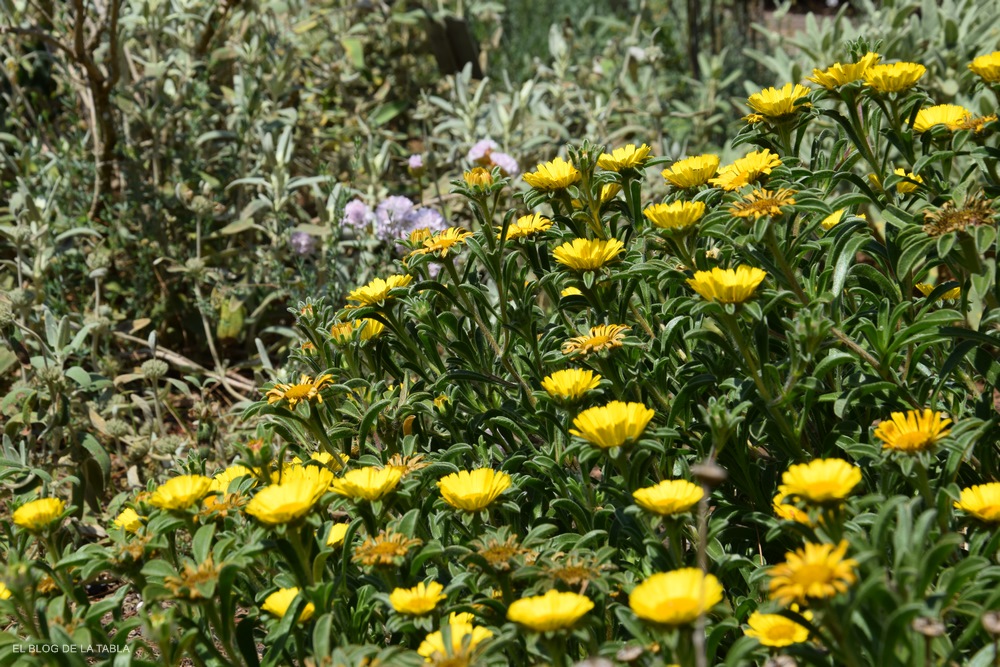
112, 508, 143, 533
969, 51, 1000, 83
210, 464, 256, 493
806, 51, 881, 88
729, 188, 797, 219
560, 286, 583, 298
150, 475, 213, 511
768, 541, 858, 605
561, 324, 630, 357
778, 458, 861, 504
746, 83, 811, 119
353, 530, 422, 567
523, 157, 582, 191
418, 613, 493, 661
261, 587, 315, 623
410, 227, 474, 258
597, 143, 652, 172
570, 400, 655, 449
913, 104, 972, 132
644, 201, 706, 232
745, 606, 813, 647
507, 589, 594, 631
552, 238, 625, 271
873, 408, 951, 453
954, 483, 1000, 522
245, 469, 330, 525
330, 321, 356, 344
346, 275, 413, 307
662, 154, 720, 188
886, 168, 924, 194
686, 266, 767, 304
709, 149, 782, 191
13, 498, 66, 531
915, 283, 961, 300
464, 167, 494, 188
390, 581, 447, 616
821, 209, 846, 230
327, 522, 350, 548
0, 582, 10, 600
500, 213, 553, 241
629, 568, 724, 626
360, 318, 385, 340
864, 61, 926, 93
599, 183, 623, 203
437, 468, 512, 512
330, 466, 403, 502
633, 479, 704, 516
772, 492, 811, 526
541, 368, 602, 401
265, 373, 335, 409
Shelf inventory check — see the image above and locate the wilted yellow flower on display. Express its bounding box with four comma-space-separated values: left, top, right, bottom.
410, 227, 473, 258
570, 401, 655, 449
561, 324, 630, 356
745, 606, 813, 647
464, 167, 494, 188
552, 238, 625, 271
330, 466, 403, 502
779, 458, 861, 504
150, 475, 213, 511
418, 614, 493, 661
245, 470, 330, 525
211, 464, 256, 493
327, 522, 350, 548
957, 114, 998, 133
560, 286, 583, 298
746, 83, 811, 119
386, 453, 431, 476
686, 266, 767, 304
955, 483, 1000, 522
598, 143, 652, 172
112, 508, 143, 533
346, 275, 413, 307
644, 201, 706, 232
507, 589, 594, 631
353, 529, 422, 567
807, 51, 881, 88
523, 157, 582, 191
821, 209, 846, 230
864, 61, 926, 93
913, 104, 972, 132
915, 283, 961, 300
710, 149, 782, 191
768, 541, 857, 605
13, 498, 66, 531
630, 568, 723, 626
743, 113, 765, 125
729, 188, 796, 219
266, 374, 334, 409
873, 409, 951, 453
969, 51, 1000, 83
261, 587, 314, 622
662, 154, 720, 188
772, 492, 811, 525
501, 213, 553, 241
541, 368, 601, 401
633, 480, 703, 516
390, 581, 447, 615
437, 469, 512, 512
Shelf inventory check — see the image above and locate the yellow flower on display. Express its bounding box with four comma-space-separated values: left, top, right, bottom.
886, 168, 924, 194
873, 409, 951, 453
330, 321, 356, 344
773, 492, 812, 525
600, 183, 623, 203
541, 368, 601, 401
560, 286, 583, 298
360, 318, 385, 340
779, 458, 861, 504
969, 51, 1000, 83
662, 154, 720, 188
327, 523, 350, 548
821, 209, 846, 230
437, 468, 512, 512
261, 587, 315, 623
913, 104, 972, 132
644, 201, 706, 232
291, 451, 349, 470
768, 541, 858, 606
561, 324, 630, 357
265, 374, 335, 408
743, 113, 765, 124
523, 157, 582, 191
632, 480, 703, 516
501, 213, 553, 241
409, 227, 474, 259
957, 114, 998, 133
630, 568, 723, 626
806, 51, 881, 88
745, 606, 813, 647
353, 530, 422, 567
746, 83, 811, 119
729, 188, 796, 219
464, 167, 494, 188
13, 498, 66, 531
245, 468, 330, 525
418, 614, 493, 662
390, 581, 447, 615
552, 238, 625, 271
150, 475, 212, 511
686, 266, 767, 304
916, 283, 961, 300
211, 465, 256, 493
330, 466, 403, 502
507, 589, 594, 631
598, 143, 652, 172
864, 61, 926, 93
0, 582, 10, 600
112, 508, 143, 533
570, 401, 655, 449
346, 275, 413, 307
709, 149, 782, 191
954, 483, 1000, 522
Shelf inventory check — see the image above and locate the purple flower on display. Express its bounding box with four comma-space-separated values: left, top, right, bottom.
289, 231, 315, 255
408, 154, 424, 170
404, 207, 447, 234
490, 151, 519, 177
375, 195, 416, 240
467, 139, 498, 165
342, 199, 374, 229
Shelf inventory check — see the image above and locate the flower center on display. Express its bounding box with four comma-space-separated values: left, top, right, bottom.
893, 432, 933, 451
794, 564, 833, 587
283, 385, 314, 400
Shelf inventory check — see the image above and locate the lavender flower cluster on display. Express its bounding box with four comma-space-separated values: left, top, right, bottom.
341, 196, 447, 242
467, 140, 518, 176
